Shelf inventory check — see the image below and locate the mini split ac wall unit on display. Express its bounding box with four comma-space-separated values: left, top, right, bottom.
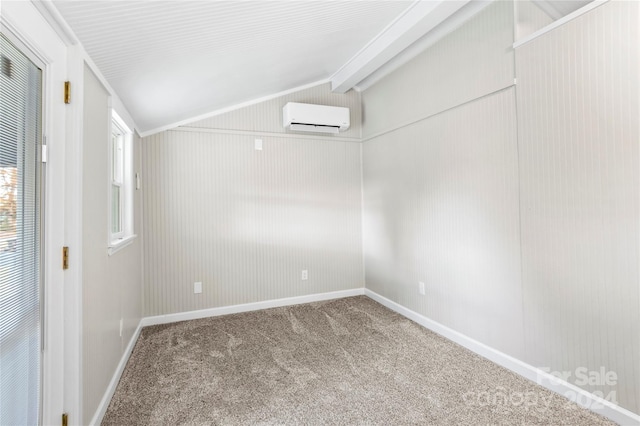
283, 102, 350, 134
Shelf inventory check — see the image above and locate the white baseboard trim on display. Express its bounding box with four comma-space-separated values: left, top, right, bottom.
141, 288, 366, 327
89, 320, 144, 426
364, 289, 640, 426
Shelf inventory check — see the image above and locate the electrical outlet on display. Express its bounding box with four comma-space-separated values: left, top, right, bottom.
194, 282, 202, 294
418, 282, 425, 296
301, 270, 308, 281
119, 319, 123, 337
255, 138, 263, 150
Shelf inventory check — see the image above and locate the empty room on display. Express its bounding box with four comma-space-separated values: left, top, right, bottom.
1, 0, 638, 425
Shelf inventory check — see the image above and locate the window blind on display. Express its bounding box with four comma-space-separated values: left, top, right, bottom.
0, 33, 42, 426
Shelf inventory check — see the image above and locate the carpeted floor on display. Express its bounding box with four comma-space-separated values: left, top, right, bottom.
103, 296, 613, 425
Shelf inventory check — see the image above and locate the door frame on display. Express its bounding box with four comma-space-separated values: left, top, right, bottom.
0, 3, 71, 424
0, 21, 47, 425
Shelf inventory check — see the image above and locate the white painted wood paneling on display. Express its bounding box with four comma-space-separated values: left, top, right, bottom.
82, 66, 143, 425
361, 0, 515, 139
82, 66, 119, 425
363, 88, 523, 358
187, 82, 362, 140
142, 131, 363, 316
516, 0, 639, 414
362, 0, 639, 417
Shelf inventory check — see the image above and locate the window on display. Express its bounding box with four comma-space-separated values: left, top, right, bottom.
109, 111, 134, 254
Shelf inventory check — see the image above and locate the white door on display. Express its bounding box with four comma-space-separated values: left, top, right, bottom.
0, 32, 44, 425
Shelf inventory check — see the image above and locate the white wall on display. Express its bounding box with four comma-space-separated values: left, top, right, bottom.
515, 0, 639, 413
361, 1, 514, 140
82, 65, 143, 425
363, 0, 521, 357
363, 88, 523, 358
142, 84, 363, 316
362, 0, 639, 416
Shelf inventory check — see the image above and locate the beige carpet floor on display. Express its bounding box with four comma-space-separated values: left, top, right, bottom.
103, 296, 613, 425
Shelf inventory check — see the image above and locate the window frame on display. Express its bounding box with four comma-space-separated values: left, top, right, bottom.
108, 110, 135, 255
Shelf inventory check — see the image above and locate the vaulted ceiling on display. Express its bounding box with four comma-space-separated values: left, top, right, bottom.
53, 0, 418, 134
49, 0, 592, 136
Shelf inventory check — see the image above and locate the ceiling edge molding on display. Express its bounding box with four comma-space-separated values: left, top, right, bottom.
138, 78, 331, 138
329, 0, 470, 94
355, 0, 494, 92
31, 0, 78, 46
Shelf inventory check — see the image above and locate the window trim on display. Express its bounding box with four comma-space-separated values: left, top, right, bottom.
108, 110, 135, 255
107, 233, 136, 256
110, 126, 124, 239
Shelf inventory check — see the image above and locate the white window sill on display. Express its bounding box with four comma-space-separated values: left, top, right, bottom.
108, 234, 137, 256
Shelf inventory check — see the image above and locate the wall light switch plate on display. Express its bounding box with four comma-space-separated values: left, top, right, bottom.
194, 282, 202, 294
301, 270, 308, 281
255, 138, 263, 150
418, 282, 425, 296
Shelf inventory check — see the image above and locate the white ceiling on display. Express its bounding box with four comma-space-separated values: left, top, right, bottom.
50, 0, 592, 136
53, 0, 416, 134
